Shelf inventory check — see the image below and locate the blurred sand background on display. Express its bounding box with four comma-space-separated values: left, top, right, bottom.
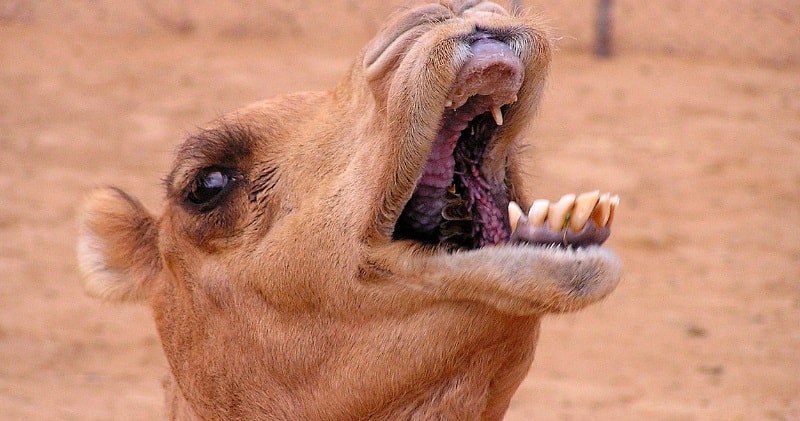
1, 0, 798, 419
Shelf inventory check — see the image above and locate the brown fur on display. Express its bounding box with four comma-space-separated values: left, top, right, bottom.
78, 1, 620, 419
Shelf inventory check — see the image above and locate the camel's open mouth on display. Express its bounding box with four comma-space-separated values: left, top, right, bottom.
393, 95, 510, 249
392, 35, 618, 251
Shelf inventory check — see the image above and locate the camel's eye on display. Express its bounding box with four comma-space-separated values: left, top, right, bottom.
187, 167, 235, 208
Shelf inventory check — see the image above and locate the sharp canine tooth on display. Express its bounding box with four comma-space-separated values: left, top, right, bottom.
548, 194, 576, 231
528, 199, 549, 227
490, 105, 504, 126
591, 193, 612, 227
445, 99, 453, 108
508, 201, 524, 233
607, 195, 620, 227
570, 191, 600, 231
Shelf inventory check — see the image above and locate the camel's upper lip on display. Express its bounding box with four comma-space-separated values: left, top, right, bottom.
447, 34, 524, 110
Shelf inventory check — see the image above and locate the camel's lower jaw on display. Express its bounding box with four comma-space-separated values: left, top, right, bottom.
371, 237, 622, 315
394, 191, 623, 314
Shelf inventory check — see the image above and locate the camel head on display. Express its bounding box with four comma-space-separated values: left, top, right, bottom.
78, 1, 621, 418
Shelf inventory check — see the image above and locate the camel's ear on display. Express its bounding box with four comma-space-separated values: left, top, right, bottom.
77, 187, 161, 302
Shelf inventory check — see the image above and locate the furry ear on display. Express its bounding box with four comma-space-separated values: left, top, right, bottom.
77, 187, 161, 302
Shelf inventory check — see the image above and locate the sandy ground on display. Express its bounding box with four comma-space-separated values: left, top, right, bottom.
1, 4, 799, 420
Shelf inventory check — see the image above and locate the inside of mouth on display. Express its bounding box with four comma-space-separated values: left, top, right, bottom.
393, 95, 510, 250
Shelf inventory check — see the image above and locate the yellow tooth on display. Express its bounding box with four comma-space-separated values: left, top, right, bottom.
607, 195, 620, 227
490, 105, 504, 126
548, 194, 576, 231
528, 199, 549, 227
508, 201, 524, 233
591, 193, 611, 227
569, 190, 600, 231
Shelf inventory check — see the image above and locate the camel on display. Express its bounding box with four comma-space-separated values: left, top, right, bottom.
77, 1, 621, 419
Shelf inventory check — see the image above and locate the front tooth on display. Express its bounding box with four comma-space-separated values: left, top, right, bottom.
508, 201, 524, 233
607, 195, 620, 227
528, 199, 549, 227
490, 105, 504, 126
569, 191, 600, 231
548, 194, 576, 231
591, 193, 611, 227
